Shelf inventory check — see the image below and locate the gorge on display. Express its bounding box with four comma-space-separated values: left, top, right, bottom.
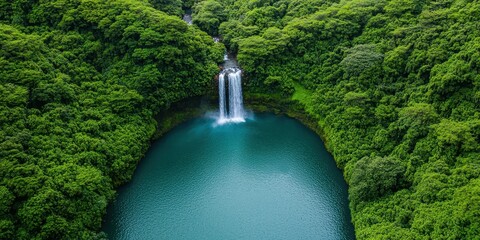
103, 45, 355, 238
0, 0, 479, 239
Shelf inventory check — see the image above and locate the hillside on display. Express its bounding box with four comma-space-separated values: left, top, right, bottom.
0, 0, 222, 238
193, 0, 480, 238
1, 0, 479, 239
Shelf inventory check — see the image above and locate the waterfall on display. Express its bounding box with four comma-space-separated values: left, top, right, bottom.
218, 68, 245, 124
228, 70, 244, 121
182, 14, 192, 25
218, 73, 227, 121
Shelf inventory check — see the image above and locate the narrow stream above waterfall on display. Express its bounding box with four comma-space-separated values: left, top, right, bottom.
182, 9, 192, 25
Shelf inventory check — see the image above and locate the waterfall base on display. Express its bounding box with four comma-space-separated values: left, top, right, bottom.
217, 116, 246, 125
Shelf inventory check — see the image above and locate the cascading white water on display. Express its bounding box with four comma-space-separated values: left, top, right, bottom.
228, 70, 244, 122
218, 68, 245, 124
218, 73, 227, 121
182, 14, 192, 25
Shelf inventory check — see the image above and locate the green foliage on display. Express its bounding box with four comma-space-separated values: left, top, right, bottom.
340, 44, 384, 77
349, 156, 406, 205
264, 76, 294, 96
149, 0, 183, 16
191, 0, 480, 238
0, 0, 222, 238
192, 0, 226, 35
2, 0, 479, 238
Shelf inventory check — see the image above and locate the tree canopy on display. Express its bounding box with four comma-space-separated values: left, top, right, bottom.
190, 0, 480, 238
0, 0, 223, 238
1, 0, 480, 239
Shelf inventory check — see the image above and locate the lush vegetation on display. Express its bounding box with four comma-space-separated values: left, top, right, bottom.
2, 0, 479, 239
194, 0, 480, 238
0, 0, 223, 239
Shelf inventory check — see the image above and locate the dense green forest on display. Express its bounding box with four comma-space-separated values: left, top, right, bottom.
0, 0, 223, 238
193, 0, 480, 239
1, 0, 479, 239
